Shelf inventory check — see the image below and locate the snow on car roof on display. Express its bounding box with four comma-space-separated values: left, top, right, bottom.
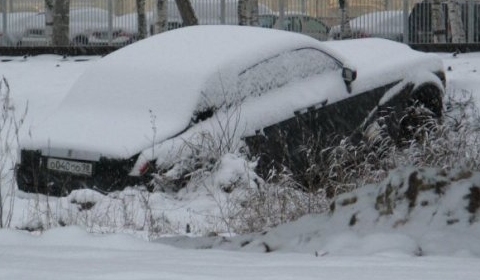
23, 25, 326, 158
23, 25, 442, 160
321, 38, 444, 93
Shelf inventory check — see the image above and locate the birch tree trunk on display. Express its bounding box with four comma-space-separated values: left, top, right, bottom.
238, 0, 248, 25
238, 0, 259, 26
136, 0, 147, 39
45, 0, 54, 46
154, 0, 168, 34
250, 0, 259, 26
52, 0, 70, 46
339, 0, 352, 39
431, 0, 446, 43
175, 0, 198, 26
447, 0, 466, 43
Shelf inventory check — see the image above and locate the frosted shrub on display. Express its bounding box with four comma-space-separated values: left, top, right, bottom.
316, 89, 480, 198
0, 77, 27, 228
231, 172, 330, 233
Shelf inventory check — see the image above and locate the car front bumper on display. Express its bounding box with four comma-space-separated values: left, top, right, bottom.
16, 150, 150, 196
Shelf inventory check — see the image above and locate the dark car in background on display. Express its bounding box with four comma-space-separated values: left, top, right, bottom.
409, 0, 480, 43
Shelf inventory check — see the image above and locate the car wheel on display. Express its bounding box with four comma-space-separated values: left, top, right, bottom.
382, 84, 443, 145
401, 85, 443, 142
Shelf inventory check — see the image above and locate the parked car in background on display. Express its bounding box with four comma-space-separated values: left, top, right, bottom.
105, 1, 273, 46
16, 25, 445, 196
86, 27, 137, 47
409, 0, 480, 43
100, 11, 158, 46
18, 26, 49, 46
329, 10, 404, 41
16, 8, 110, 46
164, 0, 273, 25
259, 13, 330, 40
0, 12, 39, 46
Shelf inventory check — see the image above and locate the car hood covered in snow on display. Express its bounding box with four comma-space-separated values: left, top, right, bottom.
21, 25, 443, 160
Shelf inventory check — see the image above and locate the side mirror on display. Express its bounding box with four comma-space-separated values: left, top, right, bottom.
342, 67, 356, 93
342, 67, 357, 83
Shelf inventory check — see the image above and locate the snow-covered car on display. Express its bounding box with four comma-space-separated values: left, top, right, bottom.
16, 25, 445, 196
329, 10, 405, 41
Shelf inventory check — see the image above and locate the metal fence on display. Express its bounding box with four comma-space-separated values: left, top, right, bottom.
1, 0, 480, 48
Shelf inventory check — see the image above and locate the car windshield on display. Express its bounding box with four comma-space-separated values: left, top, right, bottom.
195, 47, 341, 121
237, 48, 340, 99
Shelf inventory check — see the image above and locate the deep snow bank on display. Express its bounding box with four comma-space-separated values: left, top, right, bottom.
158, 166, 480, 257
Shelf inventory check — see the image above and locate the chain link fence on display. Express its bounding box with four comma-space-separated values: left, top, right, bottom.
1, 0, 480, 48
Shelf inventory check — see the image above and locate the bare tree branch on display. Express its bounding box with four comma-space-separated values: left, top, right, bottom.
175, 0, 198, 26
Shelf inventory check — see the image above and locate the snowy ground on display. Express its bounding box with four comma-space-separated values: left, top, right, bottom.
1, 226, 480, 280
2, 226, 479, 280
1, 51, 480, 278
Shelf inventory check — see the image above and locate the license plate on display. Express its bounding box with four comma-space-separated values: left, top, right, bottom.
47, 158, 93, 176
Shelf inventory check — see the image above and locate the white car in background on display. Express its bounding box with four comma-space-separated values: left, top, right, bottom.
16, 25, 445, 196
16, 8, 110, 46
329, 10, 405, 42
0, 12, 39, 46
99, 0, 274, 46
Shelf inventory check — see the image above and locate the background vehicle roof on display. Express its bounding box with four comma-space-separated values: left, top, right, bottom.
330, 10, 404, 34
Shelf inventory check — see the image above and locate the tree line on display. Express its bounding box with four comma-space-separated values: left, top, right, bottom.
44, 0, 261, 46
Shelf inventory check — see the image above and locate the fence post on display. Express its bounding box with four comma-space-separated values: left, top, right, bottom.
108, 0, 113, 45
220, 0, 226, 24
1, 0, 6, 46
468, 0, 474, 43
403, 0, 409, 44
